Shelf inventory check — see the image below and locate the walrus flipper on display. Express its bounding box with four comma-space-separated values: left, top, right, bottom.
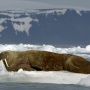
17, 64, 36, 71
63, 56, 80, 73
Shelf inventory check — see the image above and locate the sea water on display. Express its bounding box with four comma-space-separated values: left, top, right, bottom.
0, 44, 90, 89
0, 83, 90, 90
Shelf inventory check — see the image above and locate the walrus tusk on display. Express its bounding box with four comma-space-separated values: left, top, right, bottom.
4, 59, 9, 67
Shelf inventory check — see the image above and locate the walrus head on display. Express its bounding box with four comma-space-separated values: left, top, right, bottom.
0, 51, 12, 70
0, 50, 11, 60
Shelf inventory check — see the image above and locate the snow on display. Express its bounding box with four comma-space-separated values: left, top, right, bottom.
76, 10, 82, 16
0, 25, 5, 32
0, 12, 39, 35
38, 9, 67, 15
0, 44, 90, 87
86, 45, 90, 52
0, 9, 68, 35
0, 8, 89, 35
12, 17, 33, 35
0, 18, 7, 32
0, 18, 6, 24
12, 17, 38, 35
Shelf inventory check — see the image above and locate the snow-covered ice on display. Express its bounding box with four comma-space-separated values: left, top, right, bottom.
0, 44, 90, 87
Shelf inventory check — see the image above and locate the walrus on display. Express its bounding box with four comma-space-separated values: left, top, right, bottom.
0, 50, 90, 74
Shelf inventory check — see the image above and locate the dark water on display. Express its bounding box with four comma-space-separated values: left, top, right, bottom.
0, 83, 90, 90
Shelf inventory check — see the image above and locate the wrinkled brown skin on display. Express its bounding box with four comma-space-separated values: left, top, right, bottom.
0, 50, 90, 74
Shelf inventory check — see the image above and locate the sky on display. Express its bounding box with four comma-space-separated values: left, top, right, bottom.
28, 0, 90, 10
29, 0, 90, 6
0, 0, 90, 10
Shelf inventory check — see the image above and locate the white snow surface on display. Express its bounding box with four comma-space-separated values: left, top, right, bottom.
12, 17, 33, 35
0, 44, 90, 87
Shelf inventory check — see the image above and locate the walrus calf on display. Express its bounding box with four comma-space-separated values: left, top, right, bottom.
0, 50, 90, 74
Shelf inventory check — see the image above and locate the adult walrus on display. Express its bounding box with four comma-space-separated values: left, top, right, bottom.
0, 50, 90, 74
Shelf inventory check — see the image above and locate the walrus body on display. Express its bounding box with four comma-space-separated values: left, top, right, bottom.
0, 50, 90, 74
